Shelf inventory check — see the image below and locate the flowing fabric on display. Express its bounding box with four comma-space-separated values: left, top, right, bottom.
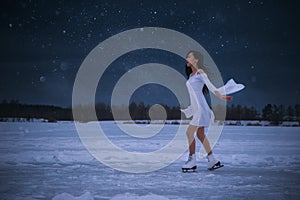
181, 73, 245, 127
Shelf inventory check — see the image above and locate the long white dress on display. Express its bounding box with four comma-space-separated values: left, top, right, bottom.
181, 72, 245, 127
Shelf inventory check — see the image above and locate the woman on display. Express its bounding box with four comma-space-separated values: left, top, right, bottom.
181, 50, 232, 172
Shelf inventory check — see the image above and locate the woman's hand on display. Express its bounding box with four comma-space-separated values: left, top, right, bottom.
221, 96, 233, 101
214, 90, 233, 101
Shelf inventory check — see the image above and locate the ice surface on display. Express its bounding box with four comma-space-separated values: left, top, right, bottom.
0, 121, 299, 199
52, 191, 94, 200
110, 193, 176, 200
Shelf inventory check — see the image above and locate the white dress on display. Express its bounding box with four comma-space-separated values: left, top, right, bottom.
181, 73, 245, 127
185, 73, 215, 127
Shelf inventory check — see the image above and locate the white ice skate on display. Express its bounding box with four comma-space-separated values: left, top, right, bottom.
182, 154, 197, 173
207, 154, 224, 171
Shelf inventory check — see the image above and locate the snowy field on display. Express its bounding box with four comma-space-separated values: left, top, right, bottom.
0, 121, 299, 200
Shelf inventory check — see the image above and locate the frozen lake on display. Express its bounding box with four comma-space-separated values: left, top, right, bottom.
0, 121, 299, 199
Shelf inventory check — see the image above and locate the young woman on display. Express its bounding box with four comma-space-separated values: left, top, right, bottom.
181, 50, 232, 172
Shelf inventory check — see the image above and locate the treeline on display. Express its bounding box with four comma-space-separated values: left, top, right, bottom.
226, 104, 260, 120
72, 102, 181, 122
0, 100, 72, 122
261, 104, 300, 123
226, 104, 300, 125
0, 100, 299, 123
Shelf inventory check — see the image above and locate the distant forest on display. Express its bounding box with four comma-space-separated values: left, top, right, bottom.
0, 100, 299, 124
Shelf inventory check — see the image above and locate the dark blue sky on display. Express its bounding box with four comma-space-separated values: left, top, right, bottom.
0, 0, 299, 109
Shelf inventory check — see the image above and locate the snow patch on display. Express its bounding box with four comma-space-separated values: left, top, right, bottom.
52, 192, 93, 200
205, 174, 215, 178
56, 151, 94, 163
111, 193, 181, 200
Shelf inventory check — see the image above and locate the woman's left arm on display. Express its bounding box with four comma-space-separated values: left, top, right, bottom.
197, 70, 232, 101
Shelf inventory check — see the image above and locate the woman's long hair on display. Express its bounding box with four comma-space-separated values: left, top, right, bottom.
185, 50, 209, 94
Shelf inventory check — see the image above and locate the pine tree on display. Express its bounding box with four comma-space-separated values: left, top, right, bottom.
295, 104, 300, 122
262, 104, 273, 120
286, 105, 294, 121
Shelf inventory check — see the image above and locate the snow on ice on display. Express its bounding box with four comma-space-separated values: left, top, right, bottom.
0, 121, 299, 199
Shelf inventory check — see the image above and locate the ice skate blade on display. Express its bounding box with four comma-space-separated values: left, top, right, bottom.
208, 161, 224, 171
182, 166, 197, 173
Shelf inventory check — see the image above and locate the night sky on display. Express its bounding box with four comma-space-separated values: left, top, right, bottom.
0, 0, 299, 109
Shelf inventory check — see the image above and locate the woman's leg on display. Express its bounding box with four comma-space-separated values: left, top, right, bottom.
186, 125, 198, 156
196, 127, 212, 155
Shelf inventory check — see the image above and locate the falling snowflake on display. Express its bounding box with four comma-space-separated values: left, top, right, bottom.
39, 76, 46, 82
